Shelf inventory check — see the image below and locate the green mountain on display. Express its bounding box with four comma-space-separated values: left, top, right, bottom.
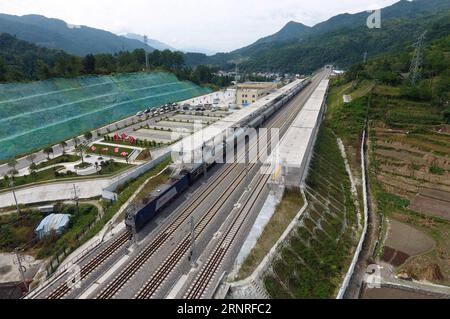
0, 13, 155, 56
0, 32, 72, 81
122, 33, 176, 51
191, 0, 450, 73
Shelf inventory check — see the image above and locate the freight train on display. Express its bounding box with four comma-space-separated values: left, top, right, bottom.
125, 78, 311, 233
125, 161, 213, 232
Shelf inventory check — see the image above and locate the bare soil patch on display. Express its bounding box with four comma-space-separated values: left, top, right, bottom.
385, 219, 435, 257
362, 287, 446, 299
409, 195, 450, 221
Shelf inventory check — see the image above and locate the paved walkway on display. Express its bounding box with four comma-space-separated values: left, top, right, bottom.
0, 179, 112, 208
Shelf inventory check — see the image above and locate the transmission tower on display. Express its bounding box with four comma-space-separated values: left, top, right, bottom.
234, 63, 239, 105
408, 31, 427, 85
144, 35, 149, 70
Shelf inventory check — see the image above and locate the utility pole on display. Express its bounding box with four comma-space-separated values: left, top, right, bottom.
409, 31, 427, 85
126, 205, 138, 245
72, 184, 80, 215
202, 142, 207, 179
189, 216, 196, 267
15, 248, 27, 292
9, 177, 20, 214
144, 35, 150, 71
235, 63, 239, 105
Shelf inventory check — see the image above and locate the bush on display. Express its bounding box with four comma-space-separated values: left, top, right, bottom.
430, 165, 445, 175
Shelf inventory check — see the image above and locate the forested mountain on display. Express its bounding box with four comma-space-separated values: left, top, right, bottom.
0, 33, 231, 88
0, 13, 155, 55
188, 0, 450, 73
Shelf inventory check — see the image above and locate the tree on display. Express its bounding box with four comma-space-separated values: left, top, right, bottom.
76, 145, 86, 164
27, 153, 37, 165
0, 58, 8, 82
36, 59, 52, 80
44, 147, 54, 160
84, 131, 93, 141
73, 137, 80, 148
82, 54, 96, 74
7, 159, 18, 172
60, 141, 68, 154
30, 164, 38, 181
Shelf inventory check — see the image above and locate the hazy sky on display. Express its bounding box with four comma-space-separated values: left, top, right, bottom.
0, 0, 400, 53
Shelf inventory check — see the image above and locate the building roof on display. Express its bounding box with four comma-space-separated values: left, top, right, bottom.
237, 82, 277, 90
172, 79, 305, 155
266, 79, 329, 171
35, 214, 70, 235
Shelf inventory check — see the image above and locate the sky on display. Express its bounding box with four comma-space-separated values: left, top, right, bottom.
0, 0, 401, 53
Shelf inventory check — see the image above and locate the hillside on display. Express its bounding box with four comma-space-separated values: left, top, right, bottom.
122, 33, 176, 51
190, 0, 450, 73
0, 13, 154, 55
326, 32, 450, 288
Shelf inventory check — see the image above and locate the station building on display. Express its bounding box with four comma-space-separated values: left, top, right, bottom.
236, 82, 278, 107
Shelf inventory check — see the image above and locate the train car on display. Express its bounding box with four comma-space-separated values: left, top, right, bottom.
126, 160, 216, 232
127, 173, 190, 232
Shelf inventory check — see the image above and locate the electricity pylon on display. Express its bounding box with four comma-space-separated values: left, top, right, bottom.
409, 31, 427, 85
144, 35, 149, 70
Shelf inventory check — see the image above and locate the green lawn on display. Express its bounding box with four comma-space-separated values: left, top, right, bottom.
0, 161, 130, 191
35, 154, 81, 170
0, 166, 68, 190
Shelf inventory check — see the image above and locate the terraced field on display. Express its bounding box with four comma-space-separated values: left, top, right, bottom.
326, 76, 450, 288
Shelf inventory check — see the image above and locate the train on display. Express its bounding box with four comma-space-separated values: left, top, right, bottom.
125, 78, 311, 233
125, 161, 214, 232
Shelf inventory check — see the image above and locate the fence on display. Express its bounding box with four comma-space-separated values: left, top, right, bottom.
45, 210, 104, 278
102, 150, 171, 200
336, 130, 369, 299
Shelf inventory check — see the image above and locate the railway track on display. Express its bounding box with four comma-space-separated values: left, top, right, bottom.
45, 231, 129, 299
134, 74, 328, 299
185, 171, 270, 299
184, 72, 331, 299
96, 77, 316, 299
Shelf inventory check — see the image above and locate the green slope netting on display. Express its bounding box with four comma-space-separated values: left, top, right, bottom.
0, 72, 210, 161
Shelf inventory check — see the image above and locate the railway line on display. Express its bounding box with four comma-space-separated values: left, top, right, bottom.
133, 71, 329, 299
184, 167, 271, 299
43, 231, 130, 299
33, 71, 326, 300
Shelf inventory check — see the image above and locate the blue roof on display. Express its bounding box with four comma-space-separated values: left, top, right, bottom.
35, 214, 70, 235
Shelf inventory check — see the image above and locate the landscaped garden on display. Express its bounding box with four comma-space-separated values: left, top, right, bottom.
87, 144, 135, 160
35, 154, 81, 170
0, 160, 130, 191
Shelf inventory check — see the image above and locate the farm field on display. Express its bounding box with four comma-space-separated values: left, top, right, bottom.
330, 77, 450, 286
